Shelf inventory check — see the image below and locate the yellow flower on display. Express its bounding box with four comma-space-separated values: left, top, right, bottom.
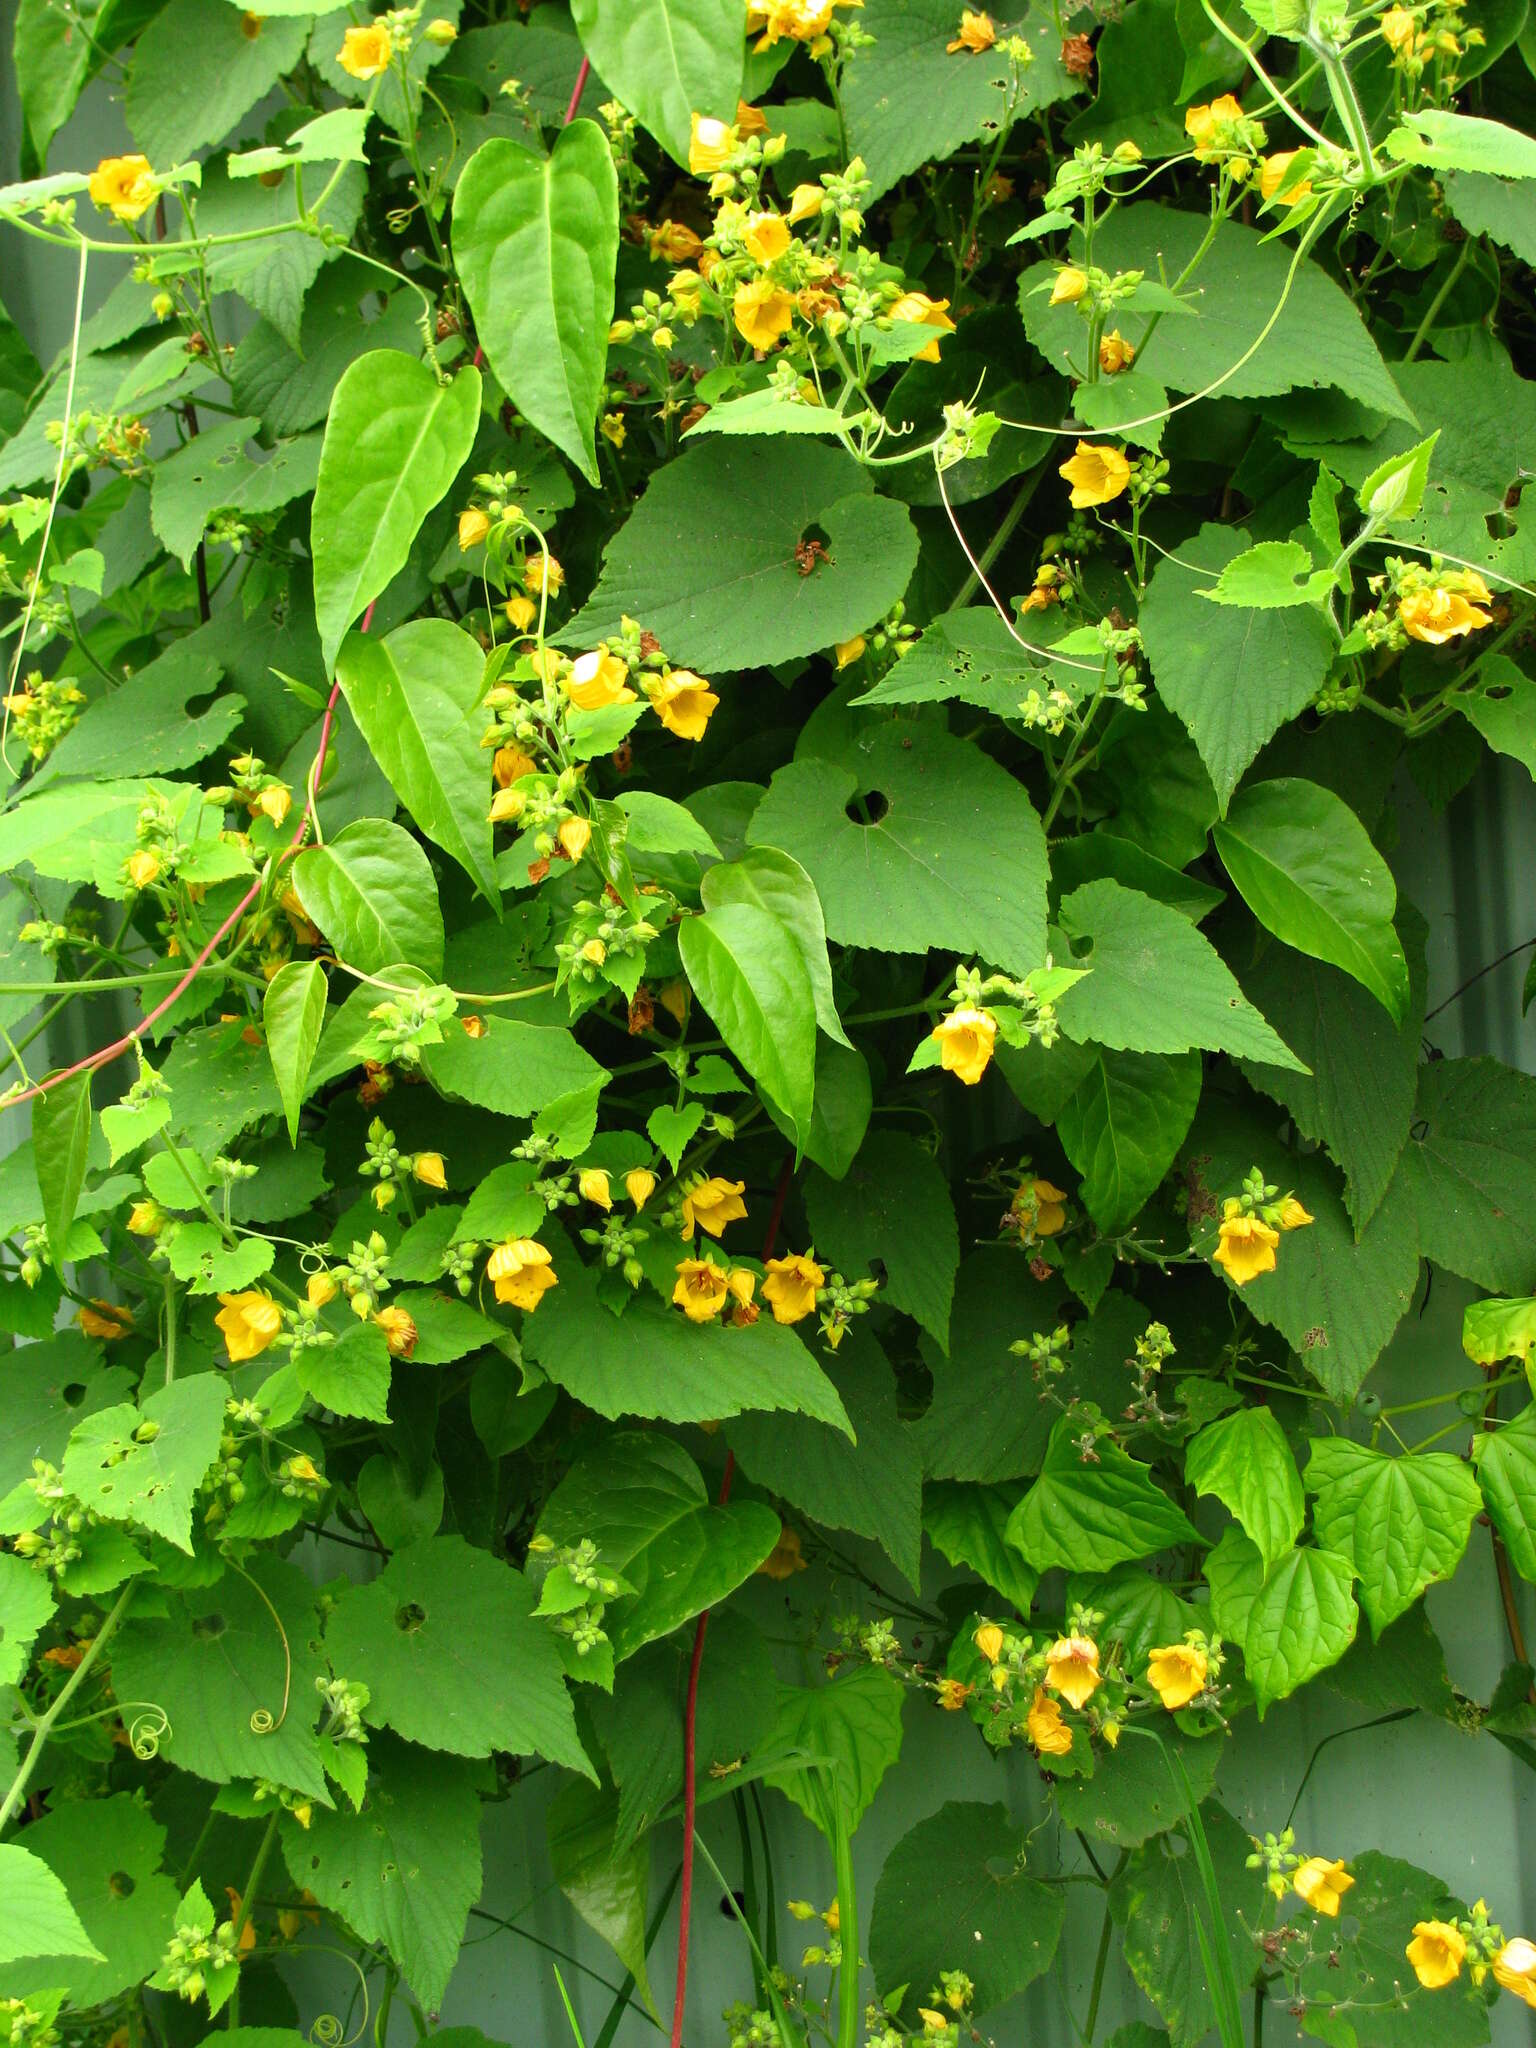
286, 1453, 322, 1486
681, 1176, 748, 1239
255, 783, 292, 827
736, 98, 771, 136
649, 668, 719, 740
932, 1006, 997, 1085
1275, 1195, 1313, 1231
494, 744, 537, 788
88, 154, 157, 223
337, 21, 393, 77
1399, 577, 1493, 643
625, 1168, 657, 1210
1044, 1635, 1102, 1709
947, 7, 997, 50
973, 1623, 1005, 1664
307, 1271, 338, 1308
1098, 330, 1135, 374
1260, 151, 1313, 203
917, 2013, 951, 2036
726, 1267, 757, 1310
559, 816, 591, 861
412, 1152, 447, 1188
1026, 1178, 1069, 1237
504, 594, 537, 633
743, 211, 791, 265
688, 114, 737, 177
746, 0, 838, 47
489, 787, 526, 825
888, 289, 956, 363
762, 1251, 825, 1324
1185, 92, 1245, 158
1026, 1687, 1073, 1758
1292, 1858, 1355, 1918
77, 1299, 134, 1341
601, 410, 627, 447
758, 1523, 809, 1578
1381, 5, 1417, 50
372, 1306, 419, 1358
487, 1238, 558, 1311
458, 507, 490, 550
215, 1290, 283, 1361
1213, 1200, 1280, 1286
936, 1676, 973, 1710
1407, 1921, 1466, 1989
834, 635, 866, 668
524, 552, 564, 595
1059, 440, 1132, 508
423, 15, 456, 42
1492, 1938, 1536, 2007
578, 1168, 612, 1209
650, 219, 704, 262
673, 1255, 732, 1321
787, 182, 824, 225
566, 649, 636, 711
1146, 1641, 1207, 1709
733, 276, 796, 350
1050, 266, 1087, 305
125, 849, 162, 891
126, 1200, 165, 1237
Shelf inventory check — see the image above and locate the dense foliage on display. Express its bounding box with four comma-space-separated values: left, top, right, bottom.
2, 0, 1536, 2043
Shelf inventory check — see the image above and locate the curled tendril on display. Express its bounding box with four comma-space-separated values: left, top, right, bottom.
126, 1705, 171, 1758
225, 1555, 291, 1735
302, 1948, 371, 2048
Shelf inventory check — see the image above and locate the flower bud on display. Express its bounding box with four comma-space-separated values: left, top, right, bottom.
423, 15, 457, 42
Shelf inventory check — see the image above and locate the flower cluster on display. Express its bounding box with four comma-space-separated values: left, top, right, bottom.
1212, 1167, 1314, 1286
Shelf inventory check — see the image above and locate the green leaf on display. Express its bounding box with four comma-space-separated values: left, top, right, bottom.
535, 1434, 779, 1658
567, 0, 742, 164
0, 1845, 104, 1967
1383, 106, 1536, 175
852, 605, 1072, 717
1196, 538, 1335, 609
1458, 653, 1536, 779
763, 1036, 872, 1182
522, 1254, 852, 1433
1056, 1724, 1224, 1852
295, 1320, 392, 1423
727, 1330, 924, 1590
1441, 166, 1536, 262
0, 1553, 54, 1686
679, 903, 816, 1145
0, 1331, 132, 1495
844, 0, 1080, 197
1109, 1803, 1264, 2048
1007, 1411, 1202, 1574
197, 156, 366, 351
1357, 429, 1440, 521
419, 1015, 607, 1120
923, 1482, 1039, 1613
701, 847, 849, 1048
563, 439, 919, 671
1054, 880, 1303, 1067
1069, 1564, 1204, 1667
451, 124, 618, 485
59, 1375, 225, 1555
292, 819, 446, 979
646, 1102, 705, 1174
263, 960, 328, 1145
869, 1802, 1065, 2019
283, 1732, 482, 2010
759, 1664, 905, 1837
110, 1557, 329, 1797
1235, 907, 1426, 1233
227, 107, 371, 178
750, 723, 1048, 976
149, 415, 322, 570
310, 352, 482, 670
546, 1780, 656, 2020
1214, 780, 1409, 1022
1472, 1404, 1536, 1581
0, 1795, 178, 2005
1463, 1295, 1536, 1367
1393, 1057, 1536, 1293
1305, 1437, 1482, 1634
616, 789, 720, 858
356, 1454, 445, 1551
1056, 1047, 1203, 1233
1021, 203, 1410, 420
805, 1129, 958, 1348
32, 1070, 91, 1278
125, 0, 310, 165
42, 644, 242, 783
325, 1535, 589, 1772
1241, 1545, 1358, 1713
1138, 525, 1337, 809
1186, 1407, 1304, 1570
337, 618, 498, 903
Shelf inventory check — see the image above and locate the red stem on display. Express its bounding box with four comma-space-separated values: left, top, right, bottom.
564, 55, 591, 125
670, 1154, 795, 2048
11, 601, 375, 1111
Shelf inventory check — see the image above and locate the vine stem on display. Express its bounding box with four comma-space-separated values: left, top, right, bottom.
0, 1580, 137, 1834
564, 58, 591, 125
5, 599, 375, 1111
226, 1815, 280, 2028
669, 1152, 795, 2048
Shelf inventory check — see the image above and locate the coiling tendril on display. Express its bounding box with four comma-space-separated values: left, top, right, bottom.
225, 1557, 292, 1735
127, 1705, 171, 1759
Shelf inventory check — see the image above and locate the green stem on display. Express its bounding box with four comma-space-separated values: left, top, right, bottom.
226, 1816, 280, 2028
1082, 1881, 1119, 2041
163, 1277, 179, 1387
950, 468, 1043, 610
1405, 239, 1472, 363
0, 1582, 137, 1834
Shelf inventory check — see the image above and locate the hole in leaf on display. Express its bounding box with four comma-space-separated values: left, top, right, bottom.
1485, 683, 1513, 700
192, 1613, 227, 1639
110, 1872, 136, 1899
61, 1382, 87, 1406
845, 788, 891, 826
1067, 931, 1093, 960
394, 1601, 427, 1633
